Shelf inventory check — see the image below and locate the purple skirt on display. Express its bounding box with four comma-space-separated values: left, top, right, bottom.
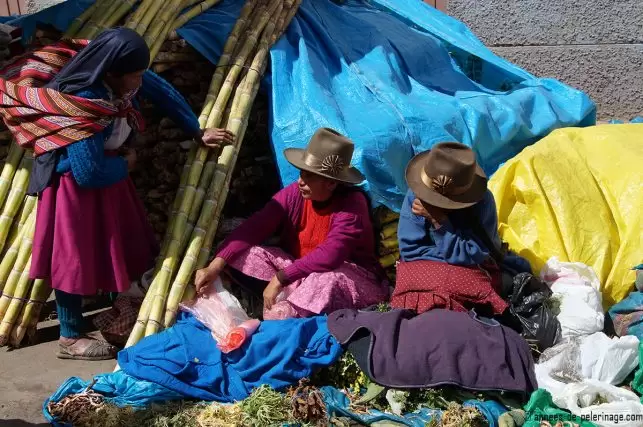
30, 173, 158, 296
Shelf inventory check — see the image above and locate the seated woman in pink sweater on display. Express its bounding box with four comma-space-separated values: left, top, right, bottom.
194, 128, 389, 319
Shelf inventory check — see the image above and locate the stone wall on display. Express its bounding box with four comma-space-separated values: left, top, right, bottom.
447, 0, 643, 121
26, 0, 64, 13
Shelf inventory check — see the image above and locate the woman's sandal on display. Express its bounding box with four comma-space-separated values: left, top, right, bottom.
56, 338, 117, 361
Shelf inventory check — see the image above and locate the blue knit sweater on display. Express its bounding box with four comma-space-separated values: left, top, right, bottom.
56, 71, 201, 188
397, 188, 531, 274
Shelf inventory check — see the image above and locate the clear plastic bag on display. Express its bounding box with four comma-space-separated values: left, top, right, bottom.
538, 339, 584, 385
180, 278, 259, 352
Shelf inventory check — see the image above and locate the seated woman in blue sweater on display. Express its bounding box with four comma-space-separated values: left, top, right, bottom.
391, 142, 531, 316
16, 29, 233, 360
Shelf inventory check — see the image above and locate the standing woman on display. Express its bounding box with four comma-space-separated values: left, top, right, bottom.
1, 28, 232, 360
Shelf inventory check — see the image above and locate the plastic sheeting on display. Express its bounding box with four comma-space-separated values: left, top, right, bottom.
5, 0, 595, 211
44, 371, 506, 426
489, 124, 643, 309
321, 386, 508, 426
43, 370, 184, 426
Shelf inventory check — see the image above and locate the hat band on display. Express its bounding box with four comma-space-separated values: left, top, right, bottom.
420, 169, 471, 196
303, 152, 346, 177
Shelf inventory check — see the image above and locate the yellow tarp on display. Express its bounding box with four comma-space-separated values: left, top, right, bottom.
489, 124, 643, 309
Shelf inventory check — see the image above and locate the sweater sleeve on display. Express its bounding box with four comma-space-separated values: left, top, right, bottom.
215, 185, 291, 263
139, 70, 201, 136
430, 193, 496, 265
280, 194, 365, 284
66, 130, 128, 188
397, 189, 490, 265
398, 189, 441, 262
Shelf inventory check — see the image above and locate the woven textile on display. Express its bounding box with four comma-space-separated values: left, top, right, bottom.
0, 40, 143, 155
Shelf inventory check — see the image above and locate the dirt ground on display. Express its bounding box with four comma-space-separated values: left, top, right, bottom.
0, 301, 115, 425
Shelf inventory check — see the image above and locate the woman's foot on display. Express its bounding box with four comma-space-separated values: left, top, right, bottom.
56, 336, 117, 361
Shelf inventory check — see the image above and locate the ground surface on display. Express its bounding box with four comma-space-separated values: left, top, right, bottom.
0, 302, 114, 425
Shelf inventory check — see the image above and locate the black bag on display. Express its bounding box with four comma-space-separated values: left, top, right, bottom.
508, 273, 561, 351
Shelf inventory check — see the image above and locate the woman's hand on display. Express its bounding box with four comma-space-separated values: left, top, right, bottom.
194, 257, 226, 295
263, 275, 283, 311
412, 198, 447, 228
201, 128, 235, 149
124, 148, 137, 171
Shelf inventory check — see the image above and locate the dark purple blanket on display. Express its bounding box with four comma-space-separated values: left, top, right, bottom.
327, 308, 537, 395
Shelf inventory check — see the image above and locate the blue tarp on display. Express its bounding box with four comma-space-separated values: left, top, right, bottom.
3, 0, 595, 211
43, 370, 507, 427
321, 386, 508, 426
43, 370, 184, 426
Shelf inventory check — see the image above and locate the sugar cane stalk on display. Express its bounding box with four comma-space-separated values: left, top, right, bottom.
0, 211, 35, 321
0, 257, 32, 346
76, 0, 112, 39
135, 0, 165, 36
171, 0, 222, 32
125, 0, 153, 30
0, 144, 24, 213
148, 1, 187, 63
102, 0, 140, 31
155, 143, 198, 272
205, 0, 281, 129
5, 195, 36, 253
9, 279, 50, 348
0, 214, 30, 293
64, 2, 100, 38
0, 154, 32, 254
84, 0, 125, 39
198, 0, 258, 126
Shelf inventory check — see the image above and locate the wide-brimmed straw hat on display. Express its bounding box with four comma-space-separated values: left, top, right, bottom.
284, 128, 365, 185
406, 142, 487, 210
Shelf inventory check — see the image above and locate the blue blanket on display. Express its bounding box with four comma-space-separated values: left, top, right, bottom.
5, 0, 595, 211
118, 312, 342, 402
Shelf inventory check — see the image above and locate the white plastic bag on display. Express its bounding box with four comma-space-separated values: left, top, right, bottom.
552, 379, 643, 427
579, 332, 640, 385
540, 257, 604, 339
180, 277, 251, 342
535, 332, 639, 395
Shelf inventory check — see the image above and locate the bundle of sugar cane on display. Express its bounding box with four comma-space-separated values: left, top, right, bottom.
65, 0, 221, 63
0, 147, 52, 347
125, 0, 301, 348
375, 207, 400, 281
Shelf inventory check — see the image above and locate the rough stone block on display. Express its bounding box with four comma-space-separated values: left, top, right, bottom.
493, 44, 643, 120
448, 0, 643, 46
26, 0, 65, 14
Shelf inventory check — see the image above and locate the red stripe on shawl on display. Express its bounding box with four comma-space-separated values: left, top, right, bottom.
0, 39, 144, 156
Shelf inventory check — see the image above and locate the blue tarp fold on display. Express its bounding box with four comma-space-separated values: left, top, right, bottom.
5, 0, 595, 211
43, 370, 507, 427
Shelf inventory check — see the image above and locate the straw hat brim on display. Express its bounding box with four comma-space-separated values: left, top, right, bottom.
284, 148, 365, 185
405, 150, 487, 210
